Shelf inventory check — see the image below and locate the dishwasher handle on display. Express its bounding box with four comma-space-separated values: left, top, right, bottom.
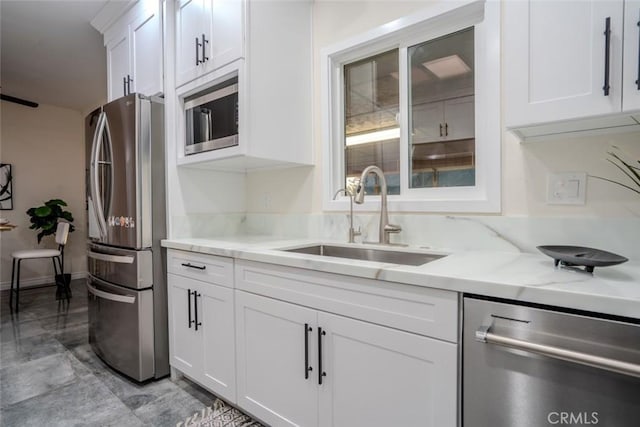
476, 325, 640, 379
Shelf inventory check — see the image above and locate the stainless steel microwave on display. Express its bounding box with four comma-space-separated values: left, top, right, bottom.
184, 79, 239, 155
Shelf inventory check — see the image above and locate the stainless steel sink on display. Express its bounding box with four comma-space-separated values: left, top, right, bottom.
281, 244, 445, 266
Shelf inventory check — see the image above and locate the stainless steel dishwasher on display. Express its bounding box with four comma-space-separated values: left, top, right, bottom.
463, 296, 640, 427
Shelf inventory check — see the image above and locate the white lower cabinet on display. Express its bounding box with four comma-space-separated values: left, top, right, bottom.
168, 254, 459, 426
169, 275, 203, 377
318, 311, 457, 427
168, 273, 236, 402
235, 290, 458, 427
235, 291, 318, 427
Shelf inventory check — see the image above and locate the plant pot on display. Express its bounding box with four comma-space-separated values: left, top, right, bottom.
55, 273, 72, 300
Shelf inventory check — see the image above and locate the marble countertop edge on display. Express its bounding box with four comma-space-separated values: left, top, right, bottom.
161, 237, 640, 319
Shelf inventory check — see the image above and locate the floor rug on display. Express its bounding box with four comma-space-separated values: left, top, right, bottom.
177, 399, 263, 427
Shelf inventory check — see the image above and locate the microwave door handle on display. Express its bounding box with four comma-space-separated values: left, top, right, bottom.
206, 110, 213, 140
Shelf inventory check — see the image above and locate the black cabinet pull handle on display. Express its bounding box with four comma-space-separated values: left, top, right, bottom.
187, 289, 194, 328
196, 37, 202, 65
181, 262, 206, 270
127, 75, 133, 95
603, 17, 611, 96
318, 327, 327, 385
304, 324, 313, 379
445, 123, 449, 136
194, 292, 202, 331
636, 18, 640, 90
123, 76, 127, 97
201, 34, 209, 63
439, 123, 443, 137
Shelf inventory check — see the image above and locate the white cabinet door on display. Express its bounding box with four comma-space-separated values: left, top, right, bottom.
176, 0, 207, 87
176, 0, 243, 87
412, 101, 444, 143
207, 0, 244, 70
200, 283, 236, 403
444, 96, 474, 141
168, 275, 203, 379
235, 291, 318, 427
412, 96, 474, 143
623, 1, 640, 111
107, 33, 130, 101
131, 4, 163, 96
505, 0, 624, 127
317, 312, 458, 427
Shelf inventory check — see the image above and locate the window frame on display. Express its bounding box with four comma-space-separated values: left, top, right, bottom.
321, 0, 501, 213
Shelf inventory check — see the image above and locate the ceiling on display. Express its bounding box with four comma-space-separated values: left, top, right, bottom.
1, 0, 108, 112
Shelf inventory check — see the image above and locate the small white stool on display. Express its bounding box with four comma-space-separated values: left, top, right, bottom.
10, 222, 70, 312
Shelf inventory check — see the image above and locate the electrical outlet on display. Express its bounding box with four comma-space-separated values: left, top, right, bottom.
263, 193, 272, 210
547, 172, 586, 205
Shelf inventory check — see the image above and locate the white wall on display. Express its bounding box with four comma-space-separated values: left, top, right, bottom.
244, 0, 640, 218
0, 101, 87, 289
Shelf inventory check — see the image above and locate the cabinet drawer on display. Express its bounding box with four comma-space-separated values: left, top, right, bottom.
235, 260, 458, 343
167, 249, 234, 287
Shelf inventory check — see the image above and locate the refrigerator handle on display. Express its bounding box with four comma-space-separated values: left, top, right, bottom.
87, 250, 135, 264
102, 114, 115, 222
87, 282, 136, 304
91, 112, 110, 239
89, 112, 104, 237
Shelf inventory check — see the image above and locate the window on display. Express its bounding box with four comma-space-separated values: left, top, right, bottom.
323, 0, 500, 213
409, 28, 475, 189
344, 50, 400, 195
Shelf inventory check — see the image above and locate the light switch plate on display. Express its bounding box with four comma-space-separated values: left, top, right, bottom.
547, 172, 587, 205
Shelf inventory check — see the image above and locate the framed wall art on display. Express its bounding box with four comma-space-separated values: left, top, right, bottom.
0, 163, 14, 210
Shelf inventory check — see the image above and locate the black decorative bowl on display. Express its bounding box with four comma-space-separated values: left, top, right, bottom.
537, 245, 628, 273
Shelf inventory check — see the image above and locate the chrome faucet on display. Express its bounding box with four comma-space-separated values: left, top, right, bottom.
354, 165, 401, 244
333, 188, 361, 243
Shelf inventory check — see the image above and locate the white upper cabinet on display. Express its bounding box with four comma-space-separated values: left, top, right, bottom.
504, 0, 624, 128
623, 1, 640, 111
176, 0, 209, 87
175, 0, 244, 88
130, 5, 163, 97
174, 0, 313, 170
412, 96, 474, 143
103, 0, 163, 101
107, 33, 131, 100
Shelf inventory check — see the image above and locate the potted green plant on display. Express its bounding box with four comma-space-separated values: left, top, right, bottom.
26, 199, 75, 299
591, 146, 640, 195
26, 198, 75, 243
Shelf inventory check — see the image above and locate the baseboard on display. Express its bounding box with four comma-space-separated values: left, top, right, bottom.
0, 271, 87, 291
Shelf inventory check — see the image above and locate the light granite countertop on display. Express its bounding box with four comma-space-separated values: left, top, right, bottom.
161, 236, 640, 319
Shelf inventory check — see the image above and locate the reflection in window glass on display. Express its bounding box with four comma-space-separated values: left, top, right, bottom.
409, 27, 475, 188
344, 50, 400, 195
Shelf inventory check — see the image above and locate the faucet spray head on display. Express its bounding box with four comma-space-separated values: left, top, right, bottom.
354, 181, 365, 204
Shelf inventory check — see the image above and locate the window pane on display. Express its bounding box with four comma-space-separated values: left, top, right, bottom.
344, 50, 400, 195
408, 28, 475, 189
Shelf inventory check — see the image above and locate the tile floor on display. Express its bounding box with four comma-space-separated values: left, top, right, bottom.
0, 280, 219, 426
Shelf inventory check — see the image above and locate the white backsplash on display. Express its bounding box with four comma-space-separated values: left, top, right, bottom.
172, 213, 640, 261
171, 213, 247, 238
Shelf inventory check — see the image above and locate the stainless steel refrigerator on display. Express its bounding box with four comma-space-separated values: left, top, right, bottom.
85, 93, 168, 381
